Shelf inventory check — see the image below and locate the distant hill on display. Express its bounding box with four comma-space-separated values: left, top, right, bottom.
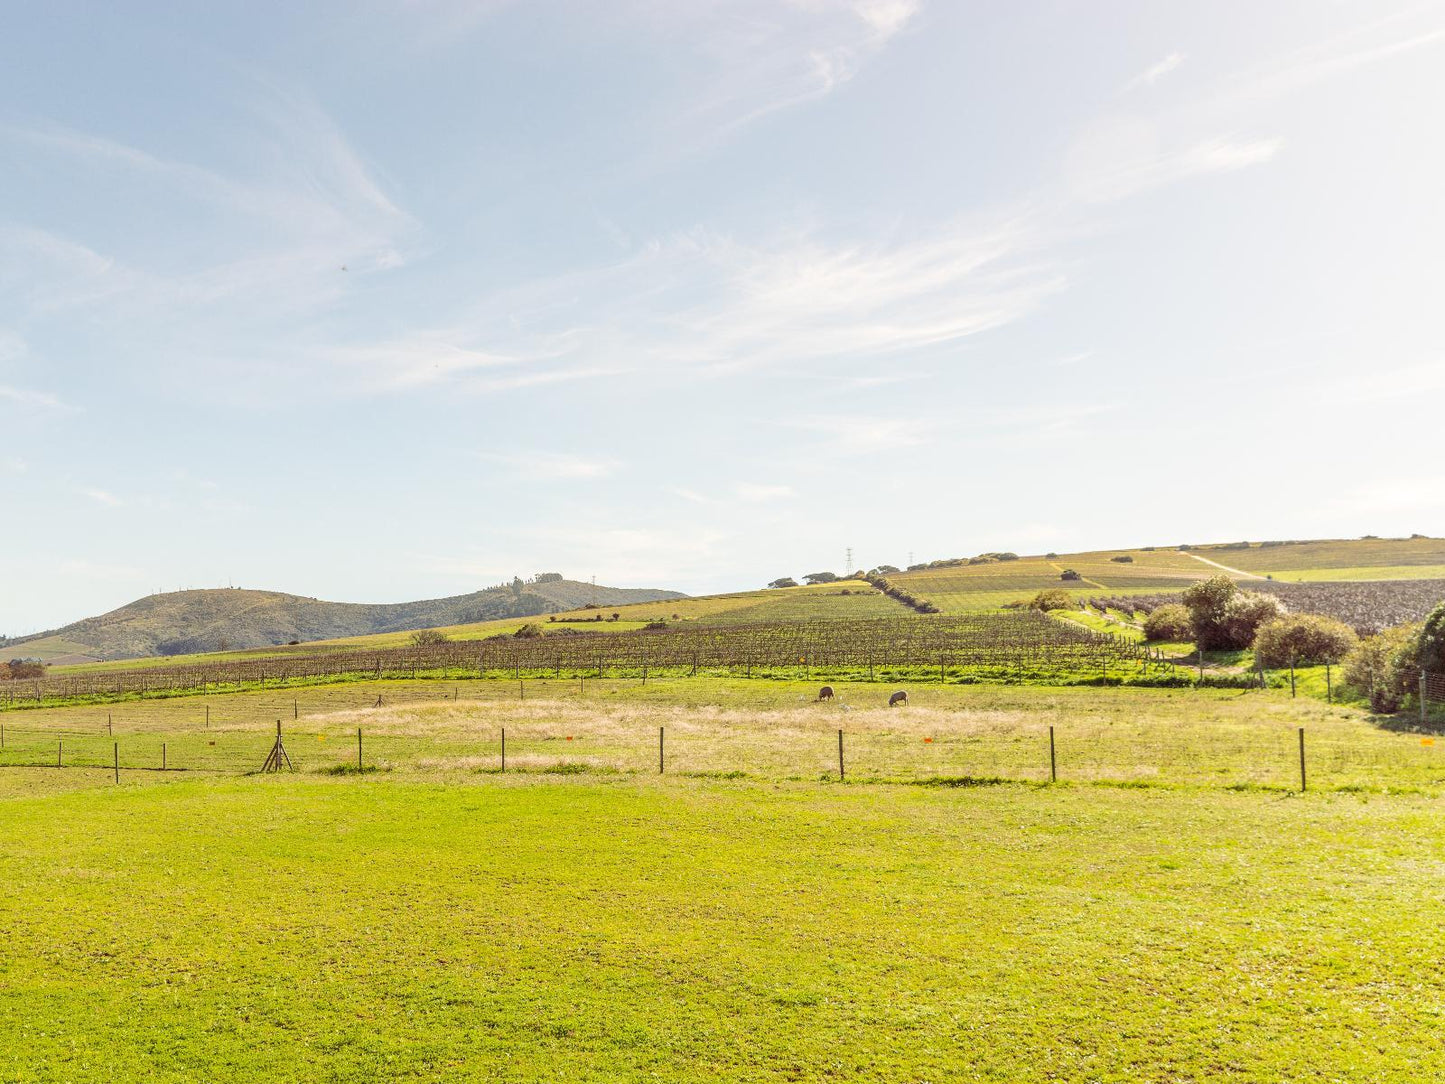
3, 578, 686, 663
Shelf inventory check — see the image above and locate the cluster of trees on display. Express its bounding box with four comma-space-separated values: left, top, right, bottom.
1133, 574, 1445, 714
1345, 604, 1445, 712
767, 571, 873, 589
905, 552, 1019, 572
0, 660, 46, 680
864, 573, 940, 614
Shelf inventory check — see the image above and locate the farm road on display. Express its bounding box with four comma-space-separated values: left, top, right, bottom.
1187, 553, 1265, 579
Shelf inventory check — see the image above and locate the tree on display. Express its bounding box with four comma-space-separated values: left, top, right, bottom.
411, 629, 450, 646
1253, 614, 1357, 668
871, 564, 900, 575
510, 576, 526, 599
1180, 575, 1284, 650
1027, 589, 1071, 612
1143, 604, 1192, 642
1059, 569, 1081, 581
767, 577, 799, 589
1345, 624, 1422, 713
803, 572, 838, 585
1417, 601, 1445, 673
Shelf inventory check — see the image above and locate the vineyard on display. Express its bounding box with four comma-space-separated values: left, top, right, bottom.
1081, 579, 1445, 636
0, 612, 1176, 709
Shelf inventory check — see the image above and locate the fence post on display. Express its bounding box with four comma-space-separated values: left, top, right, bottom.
58, 740, 62, 768
838, 729, 845, 781
357, 727, 363, 772
108, 712, 112, 737
1049, 726, 1057, 783
1326, 664, 1332, 703
659, 726, 665, 774
1423, 672, 1429, 725
114, 742, 119, 784
162, 743, 167, 771
501, 727, 506, 772
1298, 727, 1306, 792
1290, 662, 1296, 699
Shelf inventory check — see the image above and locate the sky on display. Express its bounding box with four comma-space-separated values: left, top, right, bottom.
3, 0, 1445, 634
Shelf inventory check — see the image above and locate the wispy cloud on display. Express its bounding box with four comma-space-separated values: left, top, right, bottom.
79, 487, 123, 507
736, 482, 795, 502
1067, 122, 1280, 203
788, 413, 929, 454
1125, 52, 1185, 91
1217, 21, 1445, 107
478, 451, 620, 480
671, 0, 923, 135
0, 384, 69, 410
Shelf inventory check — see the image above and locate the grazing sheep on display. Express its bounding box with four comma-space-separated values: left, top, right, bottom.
817, 685, 835, 701
889, 690, 909, 708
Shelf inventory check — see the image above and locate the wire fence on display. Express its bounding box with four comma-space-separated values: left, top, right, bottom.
3, 678, 1442, 792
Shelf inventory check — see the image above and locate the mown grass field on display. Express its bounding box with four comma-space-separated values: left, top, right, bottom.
4, 748, 1445, 1081
4, 678, 1441, 795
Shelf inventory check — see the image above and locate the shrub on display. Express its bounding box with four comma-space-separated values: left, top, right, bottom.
1417, 601, 1445, 673
1143, 604, 1193, 642
1345, 624, 1422, 712
1045, 552, 1058, 559
1059, 569, 1081, 581
1181, 575, 1285, 650
410, 629, 450, 647
513, 623, 542, 639
767, 578, 798, 589
1253, 614, 1358, 668
643, 620, 669, 631
0, 660, 46, 680
1110, 555, 1134, 563
968, 556, 999, 565
1028, 589, 1072, 612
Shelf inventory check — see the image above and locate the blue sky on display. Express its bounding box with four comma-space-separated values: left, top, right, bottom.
3, 1, 1444, 633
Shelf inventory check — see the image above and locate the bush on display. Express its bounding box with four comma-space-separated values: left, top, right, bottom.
410, 629, 450, 647
1110, 555, 1134, 563
767, 578, 798, 589
1143, 604, 1192, 642
1028, 589, 1071, 612
1059, 569, 1081, 582
1345, 624, 1422, 712
1252, 614, 1358, 668
513, 623, 543, 639
1417, 601, 1445, 673
1181, 576, 1285, 650
0, 660, 46, 680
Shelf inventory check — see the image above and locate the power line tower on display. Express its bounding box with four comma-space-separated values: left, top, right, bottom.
907, 551, 914, 568
845, 547, 854, 576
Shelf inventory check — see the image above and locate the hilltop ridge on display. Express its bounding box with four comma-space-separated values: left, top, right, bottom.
2, 578, 685, 663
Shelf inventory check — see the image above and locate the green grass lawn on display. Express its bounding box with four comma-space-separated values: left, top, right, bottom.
3, 773, 1444, 1082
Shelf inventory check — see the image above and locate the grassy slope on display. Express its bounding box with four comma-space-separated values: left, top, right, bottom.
1194, 536, 1445, 574
47, 583, 906, 675
892, 548, 1214, 612
8, 580, 685, 666
2, 770, 1443, 1082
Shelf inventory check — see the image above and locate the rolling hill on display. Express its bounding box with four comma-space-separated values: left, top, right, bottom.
2, 578, 685, 663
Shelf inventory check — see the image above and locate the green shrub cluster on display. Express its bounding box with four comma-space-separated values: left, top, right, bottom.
1252, 614, 1357, 668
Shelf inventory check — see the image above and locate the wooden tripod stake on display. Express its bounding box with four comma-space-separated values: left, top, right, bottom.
261, 719, 294, 773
